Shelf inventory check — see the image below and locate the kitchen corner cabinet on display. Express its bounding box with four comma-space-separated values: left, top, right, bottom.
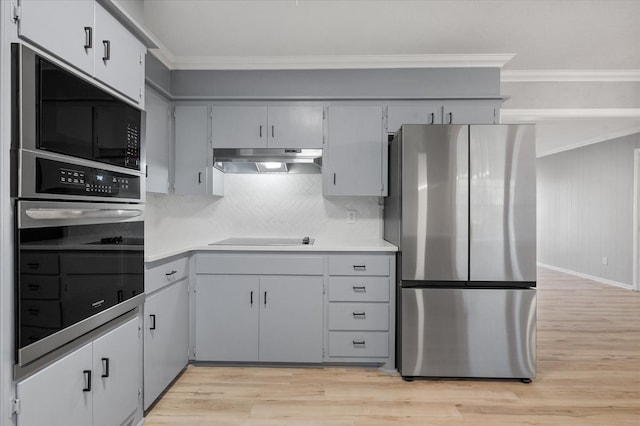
324, 106, 387, 197
17, 1, 146, 105
211, 106, 324, 149
16, 317, 142, 426
144, 255, 189, 409
386, 100, 500, 133
194, 254, 324, 363
174, 105, 224, 196
145, 87, 171, 194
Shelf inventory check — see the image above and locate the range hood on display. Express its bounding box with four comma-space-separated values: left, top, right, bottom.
213, 148, 322, 174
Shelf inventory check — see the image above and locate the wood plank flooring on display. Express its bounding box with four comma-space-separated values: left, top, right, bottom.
145, 268, 640, 425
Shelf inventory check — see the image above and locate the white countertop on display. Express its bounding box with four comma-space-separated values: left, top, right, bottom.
145, 239, 398, 263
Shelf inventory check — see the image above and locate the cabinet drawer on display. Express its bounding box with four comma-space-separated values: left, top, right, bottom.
328, 255, 390, 276
146, 256, 189, 294
20, 253, 59, 275
329, 277, 390, 302
328, 303, 389, 331
196, 254, 323, 276
328, 331, 389, 358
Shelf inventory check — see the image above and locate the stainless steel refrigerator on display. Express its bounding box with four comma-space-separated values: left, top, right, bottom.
384, 124, 536, 381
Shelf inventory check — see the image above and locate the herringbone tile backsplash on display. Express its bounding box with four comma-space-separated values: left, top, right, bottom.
145, 174, 382, 255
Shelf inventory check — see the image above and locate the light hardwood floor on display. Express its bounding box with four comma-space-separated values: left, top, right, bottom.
145, 268, 640, 425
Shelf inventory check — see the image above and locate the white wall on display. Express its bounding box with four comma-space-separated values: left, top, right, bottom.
537, 132, 640, 287
145, 174, 381, 257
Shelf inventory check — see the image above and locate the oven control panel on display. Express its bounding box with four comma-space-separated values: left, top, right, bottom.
36, 158, 141, 199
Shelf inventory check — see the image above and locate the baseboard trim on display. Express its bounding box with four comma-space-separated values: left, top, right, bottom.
538, 262, 632, 290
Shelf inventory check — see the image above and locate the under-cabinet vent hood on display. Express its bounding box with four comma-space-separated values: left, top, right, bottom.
213, 148, 322, 174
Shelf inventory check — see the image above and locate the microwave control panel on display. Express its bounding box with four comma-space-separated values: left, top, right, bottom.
36, 158, 141, 199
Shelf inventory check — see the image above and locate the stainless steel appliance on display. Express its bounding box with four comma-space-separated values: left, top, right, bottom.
12, 44, 145, 368
384, 124, 536, 381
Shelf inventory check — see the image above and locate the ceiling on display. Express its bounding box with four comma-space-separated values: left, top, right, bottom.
128, 0, 640, 156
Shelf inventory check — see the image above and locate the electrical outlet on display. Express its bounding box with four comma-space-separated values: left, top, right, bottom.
346, 210, 357, 224
602, 256, 608, 265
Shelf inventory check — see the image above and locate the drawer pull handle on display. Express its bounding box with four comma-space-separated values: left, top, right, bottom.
149, 314, 156, 330
101, 357, 110, 378
352, 286, 366, 292
27, 263, 40, 270
27, 284, 41, 291
264, 291, 267, 306
84, 26, 92, 49
352, 340, 366, 346
165, 270, 178, 277
83, 370, 92, 392
102, 40, 111, 62
250, 291, 254, 306
353, 265, 367, 271
352, 312, 366, 318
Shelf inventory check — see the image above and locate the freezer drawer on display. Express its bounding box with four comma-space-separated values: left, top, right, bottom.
401, 287, 536, 379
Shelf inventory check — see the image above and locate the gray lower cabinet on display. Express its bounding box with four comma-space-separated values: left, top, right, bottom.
16, 317, 142, 426
326, 254, 395, 368
143, 280, 189, 409
194, 274, 324, 363
143, 255, 190, 409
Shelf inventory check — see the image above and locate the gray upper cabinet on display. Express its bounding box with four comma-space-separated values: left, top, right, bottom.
92, 3, 145, 104
324, 105, 387, 197
386, 103, 442, 134
267, 106, 324, 149
442, 100, 499, 125
17, 0, 94, 75
174, 105, 211, 195
211, 106, 323, 149
386, 100, 500, 133
17, 0, 145, 105
211, 106, 266, 149
145, 88, 171, 194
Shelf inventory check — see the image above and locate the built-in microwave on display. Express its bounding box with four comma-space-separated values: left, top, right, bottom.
12, 43, 142, 172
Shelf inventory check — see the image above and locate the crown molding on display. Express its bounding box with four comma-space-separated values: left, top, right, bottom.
501, 108, 640, 122
502, 70, 640, 82
166, 53, 516, 71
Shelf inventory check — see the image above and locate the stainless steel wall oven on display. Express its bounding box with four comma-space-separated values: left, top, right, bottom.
12, 43, 145, 367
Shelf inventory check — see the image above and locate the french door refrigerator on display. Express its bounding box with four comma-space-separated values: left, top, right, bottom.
384, 124, 536, 381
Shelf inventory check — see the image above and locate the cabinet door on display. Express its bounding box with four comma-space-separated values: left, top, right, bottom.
259, 276, 323, 362
93, 3, 145, 104
211, 106, 267, 149
92, 317, 141, 426
144, 279, 189, 409
17, 343, 93, 426
324, 106, 386, 197
195, 276, 260, 361
442, 100, 498, 124
174, 105, 210, 195
386, 103, 442, 133
267, 106, 324, 149
18, 0, 95, 75
145, 88, 171, 194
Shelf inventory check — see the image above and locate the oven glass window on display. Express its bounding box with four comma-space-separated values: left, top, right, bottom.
37, 58, 141, 170
17, 221, 143, 350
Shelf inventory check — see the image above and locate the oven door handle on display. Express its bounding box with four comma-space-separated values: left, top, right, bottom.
25, 208, 143, 220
